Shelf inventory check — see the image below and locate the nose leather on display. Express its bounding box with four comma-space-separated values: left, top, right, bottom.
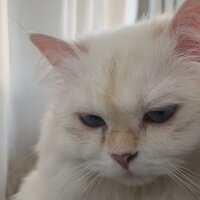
112, 153, 138, 169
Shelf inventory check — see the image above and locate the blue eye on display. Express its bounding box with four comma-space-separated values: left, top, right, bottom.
144, 105, 177, 123
79, 114, 105, 128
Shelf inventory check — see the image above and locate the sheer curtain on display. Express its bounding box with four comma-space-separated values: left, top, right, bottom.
0, 0, 184, 199
62, 0, 138, 39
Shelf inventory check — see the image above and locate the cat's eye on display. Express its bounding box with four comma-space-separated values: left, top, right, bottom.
144, 105, 177, 123
79, 114, 105, 128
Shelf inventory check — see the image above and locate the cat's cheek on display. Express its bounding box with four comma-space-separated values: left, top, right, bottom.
58, 129, 103, 161
58, 134, 84, 159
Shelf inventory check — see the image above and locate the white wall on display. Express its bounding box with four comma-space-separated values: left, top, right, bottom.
8, 0, 64, 168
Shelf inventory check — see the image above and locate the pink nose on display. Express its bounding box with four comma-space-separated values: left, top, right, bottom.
112, 153, 138, 169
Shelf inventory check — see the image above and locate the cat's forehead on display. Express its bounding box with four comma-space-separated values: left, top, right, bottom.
80, 17, 178, 111
84, 17, 169, 61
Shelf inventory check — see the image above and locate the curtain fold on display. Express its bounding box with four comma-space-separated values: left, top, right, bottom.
62, 0, 138, 39
0, 0, 9, 199
137, 0, 184, 19
149, 0, 162, 17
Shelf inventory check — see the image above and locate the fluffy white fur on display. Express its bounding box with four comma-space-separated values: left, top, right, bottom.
13, 0, 200, 199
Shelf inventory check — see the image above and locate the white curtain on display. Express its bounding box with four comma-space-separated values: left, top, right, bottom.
149, 0, 184, 17
0, 0, 185, 199
62, 0, 138, 39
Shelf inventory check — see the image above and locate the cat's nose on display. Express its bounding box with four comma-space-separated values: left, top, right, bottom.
112, 152, 138, 169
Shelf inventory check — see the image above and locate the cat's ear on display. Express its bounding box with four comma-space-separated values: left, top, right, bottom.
30, 33, 80, 68
170, 0, 200, 57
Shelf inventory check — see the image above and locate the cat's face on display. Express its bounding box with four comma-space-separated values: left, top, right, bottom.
33, 0, 200, 187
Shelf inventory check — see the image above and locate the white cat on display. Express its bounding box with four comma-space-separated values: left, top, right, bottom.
13, 0, 200, 199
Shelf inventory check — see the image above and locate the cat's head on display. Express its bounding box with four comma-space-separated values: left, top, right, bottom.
32, 0, 200, 186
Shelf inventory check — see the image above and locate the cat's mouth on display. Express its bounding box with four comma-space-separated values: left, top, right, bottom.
114, 171, 156, 186
121, 170, 146, 180
88, 156, 157, 186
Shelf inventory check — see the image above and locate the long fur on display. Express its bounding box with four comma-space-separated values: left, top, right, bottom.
13, 1, 200, 199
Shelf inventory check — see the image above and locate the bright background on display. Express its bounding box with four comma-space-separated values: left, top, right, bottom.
0, 0, 184, 199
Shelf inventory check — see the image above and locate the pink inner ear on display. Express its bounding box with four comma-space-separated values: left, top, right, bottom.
170, 0, 200, 57
171, 0, 200, 29
30, 33, 77, 67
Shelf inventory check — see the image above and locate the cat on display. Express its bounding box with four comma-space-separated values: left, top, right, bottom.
13, 0, 200, 199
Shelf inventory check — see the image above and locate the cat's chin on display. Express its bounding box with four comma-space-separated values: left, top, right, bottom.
106, 171, 156, 186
